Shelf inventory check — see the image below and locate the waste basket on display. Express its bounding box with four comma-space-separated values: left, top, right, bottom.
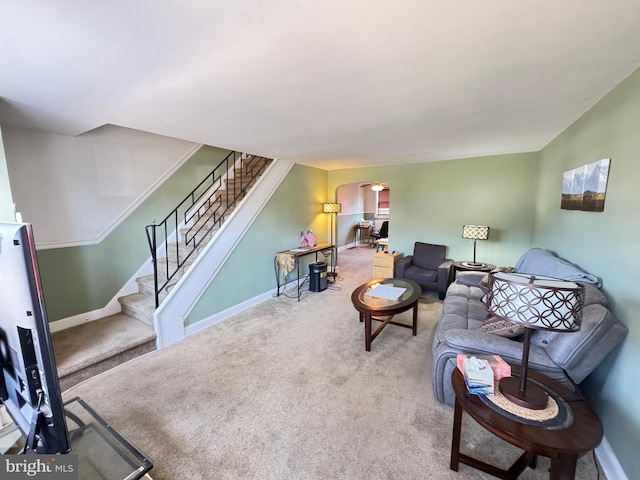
309, 262, 328, 292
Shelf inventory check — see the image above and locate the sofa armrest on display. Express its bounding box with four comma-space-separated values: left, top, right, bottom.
395, 255, 413, 278
437, 259, 454, 292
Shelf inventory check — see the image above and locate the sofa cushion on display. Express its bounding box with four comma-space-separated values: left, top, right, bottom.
405, 265, 437, 283
479, 316, 525, 338
412, 242, 445, 270
445, 281, 485, 302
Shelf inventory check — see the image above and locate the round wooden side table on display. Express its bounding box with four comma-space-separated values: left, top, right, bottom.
450, 261, 496, 284
450, 365, 603, 480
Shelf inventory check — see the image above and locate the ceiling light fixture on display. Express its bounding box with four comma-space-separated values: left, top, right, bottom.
371, 182, 385, 192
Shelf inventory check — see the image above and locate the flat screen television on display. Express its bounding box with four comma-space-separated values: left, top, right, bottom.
0, 222, 70, 454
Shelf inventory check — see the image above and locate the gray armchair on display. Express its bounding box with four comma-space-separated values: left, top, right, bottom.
396, 242, 453, 300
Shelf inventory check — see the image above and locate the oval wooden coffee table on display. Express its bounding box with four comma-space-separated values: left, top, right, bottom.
351, 278, 421, 351
450, 364, 603, 480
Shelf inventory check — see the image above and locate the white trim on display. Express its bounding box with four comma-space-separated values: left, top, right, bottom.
48, 305, 118, 333
154, 159, 294, 348
184, 289, 276, 337
596, 436, 628, 480
36, 144, 204, 250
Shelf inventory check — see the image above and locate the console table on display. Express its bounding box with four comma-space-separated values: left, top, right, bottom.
274, 243, 336, 301
450, 365, 602, 480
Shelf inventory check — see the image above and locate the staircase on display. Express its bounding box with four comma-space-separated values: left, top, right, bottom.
52, 153, 272, 391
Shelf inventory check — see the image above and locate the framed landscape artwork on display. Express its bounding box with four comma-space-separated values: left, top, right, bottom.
561, 159, 611, 212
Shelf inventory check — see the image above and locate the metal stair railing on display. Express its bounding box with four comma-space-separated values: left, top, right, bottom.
145, 151, 271, 307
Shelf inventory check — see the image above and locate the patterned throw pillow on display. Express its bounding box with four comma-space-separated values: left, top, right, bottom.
479, 316, 525, 338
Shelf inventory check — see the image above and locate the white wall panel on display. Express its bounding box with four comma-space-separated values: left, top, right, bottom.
3, 125, 197, 247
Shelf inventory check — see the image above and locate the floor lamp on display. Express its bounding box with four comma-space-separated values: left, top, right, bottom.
323, 203, 341, 277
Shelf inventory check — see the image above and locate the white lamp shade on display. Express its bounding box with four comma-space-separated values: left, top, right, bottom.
487, 272, 584, 332
462, 225, 489, 240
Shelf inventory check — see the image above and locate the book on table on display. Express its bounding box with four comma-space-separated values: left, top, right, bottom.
461, 356, 495, 395
456, 353, 511, 380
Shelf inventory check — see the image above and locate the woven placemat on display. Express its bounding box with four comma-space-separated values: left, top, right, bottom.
477, 384, 574, 430
487, 389, 559, 421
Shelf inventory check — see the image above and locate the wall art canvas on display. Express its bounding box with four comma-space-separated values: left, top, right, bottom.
561, 158, 611, 212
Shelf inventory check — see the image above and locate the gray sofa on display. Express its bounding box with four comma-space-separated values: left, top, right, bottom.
432, 248, 628, 406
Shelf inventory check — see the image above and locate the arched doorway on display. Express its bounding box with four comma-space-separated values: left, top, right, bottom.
335, 182, 390, 250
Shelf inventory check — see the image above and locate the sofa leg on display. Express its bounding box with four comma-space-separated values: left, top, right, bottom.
439, 292, 446, 300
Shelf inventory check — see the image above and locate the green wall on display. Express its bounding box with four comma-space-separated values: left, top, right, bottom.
0, 126, 15, 222
37, 146, 232, 321
533, 68, 640, 477
186, 164, 328, 324
328, 152, 539, 268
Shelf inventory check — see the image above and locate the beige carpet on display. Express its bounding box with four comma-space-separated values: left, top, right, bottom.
63, 246, 604, 479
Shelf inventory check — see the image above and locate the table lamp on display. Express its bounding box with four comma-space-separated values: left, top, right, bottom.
487, 272, 584, 409
462, 225, 489, 266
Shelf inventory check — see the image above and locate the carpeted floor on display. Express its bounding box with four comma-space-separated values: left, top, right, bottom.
63, 246, 604, 479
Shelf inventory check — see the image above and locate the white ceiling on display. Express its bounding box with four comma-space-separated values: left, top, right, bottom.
2, 1, 640, 170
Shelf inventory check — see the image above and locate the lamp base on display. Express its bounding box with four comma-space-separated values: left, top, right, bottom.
461, 261, 487, 268
499, 376, 548, 410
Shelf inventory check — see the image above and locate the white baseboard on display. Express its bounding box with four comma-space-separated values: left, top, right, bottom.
596, 436, 628, 480
48, 303, 123, 333
184, 288, 276, 338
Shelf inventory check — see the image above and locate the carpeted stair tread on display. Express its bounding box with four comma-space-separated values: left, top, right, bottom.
118, 292, 156, 324
52, 313, 156, 379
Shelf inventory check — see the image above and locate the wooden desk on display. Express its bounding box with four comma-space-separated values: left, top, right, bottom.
274, 243, 336, 301
450, 365, 603, 480
353, 225, 372, 246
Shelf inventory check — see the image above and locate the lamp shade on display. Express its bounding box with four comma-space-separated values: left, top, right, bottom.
323, 203, 342, 213
462, 225, 489, 240
487, 272, 584, 332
